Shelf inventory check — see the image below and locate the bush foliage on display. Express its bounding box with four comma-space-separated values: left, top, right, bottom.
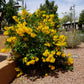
2, 9, 73, 77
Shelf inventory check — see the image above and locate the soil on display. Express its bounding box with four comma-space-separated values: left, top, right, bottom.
11, 42, 84, 84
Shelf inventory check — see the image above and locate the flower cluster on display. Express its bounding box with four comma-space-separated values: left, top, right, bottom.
1, 9, 73, 77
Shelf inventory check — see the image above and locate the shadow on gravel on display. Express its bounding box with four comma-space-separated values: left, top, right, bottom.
23, 65, 69, 82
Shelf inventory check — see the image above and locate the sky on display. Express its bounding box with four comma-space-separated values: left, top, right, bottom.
6, 0, 84, 18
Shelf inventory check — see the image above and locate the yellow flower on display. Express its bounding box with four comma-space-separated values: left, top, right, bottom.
46, 15, 49, 19
4, 26, 8, 30
43, 49, 49, 57
42, 14, 46, 17
18, 12, 21, 16
4, 31, 8, 36
55, 42, 66, 46
57, 51, 61, 56
41, 11, 46, 13
43, 19, 47, 23
34, 57, 39, 62
12, 37, 16, 40
30, 33, 36, 38
42, 26, 49, 33
46, 56, 55, 63
16, 71, 23, 77
61, 42, 66, 46
12, 16, 19, 22
51, 51, 55, 55
22, 9, 28, 16
50, 29, 56, 35
15, 67, 21, 72
48, 65, 52, 68
8, 57, 11, 61
7, 37, 16, 43
7, 48, 11, 52
51, 22, 55, 26
42, 57, 46, 62
29, 13, 32, 16
53, 35, 58, 41
50, 58, 55, 63
30, 60, 35, 64
50, 14, 54, 18
68, 54, 71, 56
67, 57, 73, 65
23, 21, 27, 26
57, 25, 60, 28
26, 62, 30, 66
7, 38, 11, 42
48, 65, 55, 70
51, 66, 55, 70
48, 18, 53, 22
59, 35, 65, 42
61, 54, 66, 57
55, 47, 59, 51
23, 57, 27, 63
44, 42, 50, 47
1, 48, 6, 53
9, 26, 14, 31
21, 16, 25, 19
45, 73, 48, 76
43, 59, 46, 62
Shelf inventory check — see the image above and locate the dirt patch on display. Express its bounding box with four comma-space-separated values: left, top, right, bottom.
11, 42, 84, 84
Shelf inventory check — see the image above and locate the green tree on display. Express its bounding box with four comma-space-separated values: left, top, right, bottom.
79, 10, 84, 24
0, 0, 6, 12
3, 0, 18, 25
61, 12, 72, 24
40, 0, 58, 14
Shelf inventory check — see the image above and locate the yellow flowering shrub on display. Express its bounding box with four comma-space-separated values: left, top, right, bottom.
2, 9, 73, 76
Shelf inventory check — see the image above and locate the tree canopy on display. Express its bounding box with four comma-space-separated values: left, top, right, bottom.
2, 0, 18, 25
0, 0, 6, 12
60, 12, 72, 24
79, 10, 84, 24
40, 0, 58, 14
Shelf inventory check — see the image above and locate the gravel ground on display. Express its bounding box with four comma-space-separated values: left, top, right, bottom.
11, 42, 84, 84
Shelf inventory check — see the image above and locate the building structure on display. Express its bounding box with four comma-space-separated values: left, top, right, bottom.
63, 20, 84, 31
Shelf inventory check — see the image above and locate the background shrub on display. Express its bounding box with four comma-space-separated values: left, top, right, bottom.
63, 31, 82, 48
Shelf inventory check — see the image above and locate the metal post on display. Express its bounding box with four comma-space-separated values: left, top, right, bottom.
22, 0, 24, 7
70, 4, 75, 29
73, 4, 75, 29
70, 6, 73, 29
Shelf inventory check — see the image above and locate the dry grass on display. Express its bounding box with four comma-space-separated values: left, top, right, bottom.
60, 31, 82, 48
